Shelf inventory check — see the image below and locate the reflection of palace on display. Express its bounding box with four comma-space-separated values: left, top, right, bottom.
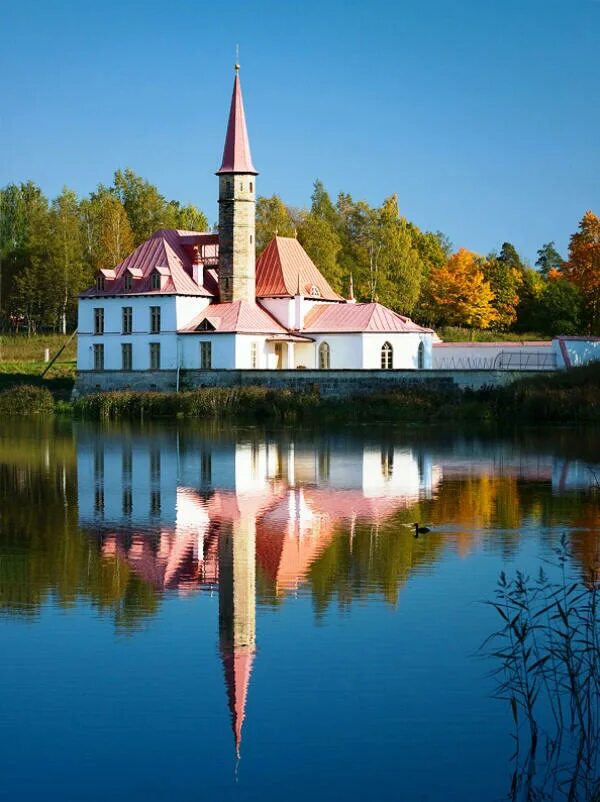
77, 431, 440, 755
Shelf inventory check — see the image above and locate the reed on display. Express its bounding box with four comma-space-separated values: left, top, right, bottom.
483, 536, 600, 801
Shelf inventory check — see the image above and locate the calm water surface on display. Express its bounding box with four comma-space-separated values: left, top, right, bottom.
1, 420, 599, 801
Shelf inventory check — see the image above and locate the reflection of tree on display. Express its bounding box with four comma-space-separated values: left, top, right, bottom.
307, 519, 445, 614
0, 458, 159, 631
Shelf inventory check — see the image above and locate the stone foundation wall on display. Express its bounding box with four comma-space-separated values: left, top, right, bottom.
75, 368, 548, 397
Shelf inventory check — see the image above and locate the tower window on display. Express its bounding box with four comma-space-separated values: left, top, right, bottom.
249, 182, 253, 192
240, 181, 243, 191
250, 234, 253, 244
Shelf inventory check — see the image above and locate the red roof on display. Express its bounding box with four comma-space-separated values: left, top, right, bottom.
80, 229, 217, 298
256, 237, 343, 301
181, 300, 288, 334
302, 302, 432, 333
216, 71, 257, 176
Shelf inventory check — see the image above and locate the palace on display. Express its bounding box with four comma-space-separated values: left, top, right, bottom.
77, 67, 433, 378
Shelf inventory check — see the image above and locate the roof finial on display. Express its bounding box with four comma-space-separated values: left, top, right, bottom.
235, 44, 240, 72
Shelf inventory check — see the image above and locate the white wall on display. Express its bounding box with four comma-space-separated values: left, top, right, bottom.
310, 333, 363, 368
433, 341, 554, 370
78, 296, 182, 370
179, 334, 236, 369
176, 296, 210, 329
362, 332, 432, 369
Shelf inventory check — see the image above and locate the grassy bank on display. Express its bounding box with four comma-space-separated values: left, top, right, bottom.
1, 362, 599, 425
70, 363, 600, 425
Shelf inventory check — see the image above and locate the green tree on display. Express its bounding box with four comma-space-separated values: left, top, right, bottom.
0, 184, 26, 322
112, 168, 170, 244
537, 278, 582, 335
482, 255, 523, 330
297, 212, 343, 292
535, 241, 564, 277
173, 202, 209, 232
498, 241, 525, 272
310, 179, 339, 229
48, 188, 89, 332
255, 195, 295, 254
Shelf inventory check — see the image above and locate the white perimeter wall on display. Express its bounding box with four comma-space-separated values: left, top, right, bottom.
362, 332, 432, 369
433, 342, 553, 370
557, 338, 600, 367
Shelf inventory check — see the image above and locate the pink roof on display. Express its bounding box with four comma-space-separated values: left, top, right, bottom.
256, 236, 343, 301
81, 229, 217, 298
303, 302, 432, 333
181, 300, 288, 334
216, 71, 258, 176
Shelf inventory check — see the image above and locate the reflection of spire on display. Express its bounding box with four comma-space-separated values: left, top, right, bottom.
219, 518, 256, 759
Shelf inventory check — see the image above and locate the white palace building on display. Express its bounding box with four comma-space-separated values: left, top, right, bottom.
77, 67, 433, 383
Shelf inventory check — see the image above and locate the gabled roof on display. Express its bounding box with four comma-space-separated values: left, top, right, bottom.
80, 229, 216, 298
181, 300, 288, 334
216, 70, 258, 175
256, 236, 343, 301
302, 302, 433, 333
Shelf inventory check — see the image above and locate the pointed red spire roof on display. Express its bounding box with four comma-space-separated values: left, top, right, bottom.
217, 68, 258, 175
221, 644, 255, 758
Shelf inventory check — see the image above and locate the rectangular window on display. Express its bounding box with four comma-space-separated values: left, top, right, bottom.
201, 341, 212, 369
122, 306, 132, 334
93, 343, 104, 370
121, 343, 132, 371
149, 342, 160, 370
151, 271, 161, 290
94, 307, 104, 334
124, 273, 132, 290
150, 306, 161, 333
250, 342, 258, 368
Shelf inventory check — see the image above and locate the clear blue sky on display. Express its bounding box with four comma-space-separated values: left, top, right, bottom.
1, 0, 598, 263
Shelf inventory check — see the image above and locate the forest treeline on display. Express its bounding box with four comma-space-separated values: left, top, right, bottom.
0, 171, 598, 335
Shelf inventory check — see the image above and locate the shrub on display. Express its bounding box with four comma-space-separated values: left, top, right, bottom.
0, 384, 55, 416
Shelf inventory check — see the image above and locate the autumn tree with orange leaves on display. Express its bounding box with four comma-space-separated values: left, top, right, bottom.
566, 211, 600, 333
426, 248, 498, 329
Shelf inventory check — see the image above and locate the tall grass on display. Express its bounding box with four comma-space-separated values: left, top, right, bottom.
0, 334, 76, 363
484, 536, 600, 801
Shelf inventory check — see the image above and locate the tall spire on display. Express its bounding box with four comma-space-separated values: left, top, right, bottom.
217, 65, 258, 175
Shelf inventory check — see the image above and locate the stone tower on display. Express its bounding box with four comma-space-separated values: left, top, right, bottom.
217, 65, 258, 304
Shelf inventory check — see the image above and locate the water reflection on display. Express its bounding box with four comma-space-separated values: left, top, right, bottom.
1, 420, 599, 777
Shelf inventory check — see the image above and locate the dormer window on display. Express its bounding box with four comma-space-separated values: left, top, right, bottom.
310, 285, 321, 298
124, 273, 133, 291
197, 318, 216, 332
96, 274, 105, 291
151, 271, 161, 290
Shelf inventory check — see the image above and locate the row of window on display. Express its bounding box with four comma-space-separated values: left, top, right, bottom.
94, 306, 161, 335
93, 342, 213, 371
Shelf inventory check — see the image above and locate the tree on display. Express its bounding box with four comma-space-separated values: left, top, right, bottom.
174, 203, 209, 232
255, 195, 295, 254
374, 195, 424, 314
498, 241, 525, 272
297, 213, 343, 292
537, 278, 582, 335
566, 210, 600, 333
482, 255, 523, 330
112, 168, 170, 244
48, 188, 88, 332
0, 184, 26, 321
535, 241, 564, 277
310, 179, 339, 229
427, 248, 498, 329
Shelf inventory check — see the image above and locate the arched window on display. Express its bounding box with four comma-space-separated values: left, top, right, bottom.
417, 340, 425, 370
151, 271, 161, 290
319, 341, 330, 369
381, 341, 393, 370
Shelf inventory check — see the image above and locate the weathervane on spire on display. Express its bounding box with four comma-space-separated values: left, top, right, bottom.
235, 44, 240, 72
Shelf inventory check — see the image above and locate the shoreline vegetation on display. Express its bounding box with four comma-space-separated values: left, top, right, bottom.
0, 362, 599, 424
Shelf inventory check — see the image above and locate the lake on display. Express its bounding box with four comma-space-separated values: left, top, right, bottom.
0, 420, 599, 801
